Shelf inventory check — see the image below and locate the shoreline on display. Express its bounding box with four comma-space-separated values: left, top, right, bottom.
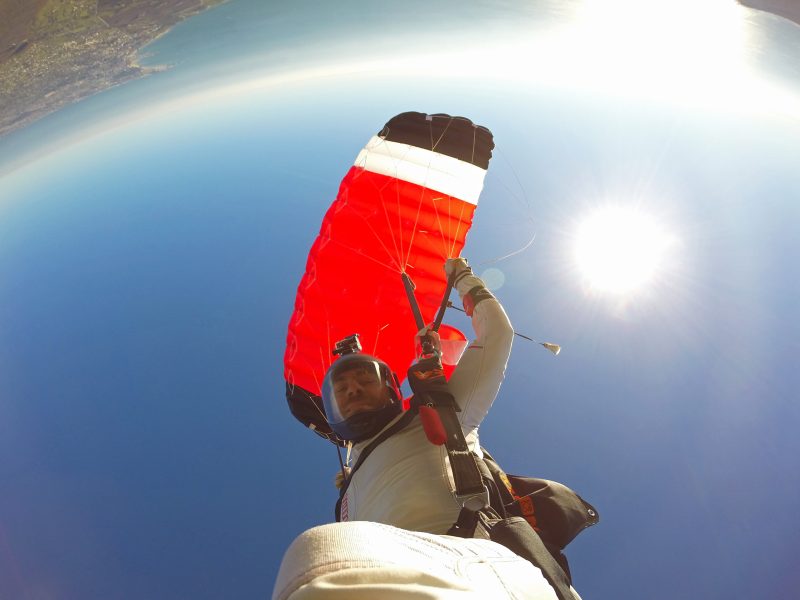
0, 0, 230, 139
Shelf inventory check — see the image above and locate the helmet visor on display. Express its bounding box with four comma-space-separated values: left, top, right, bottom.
323, 358, 394, 425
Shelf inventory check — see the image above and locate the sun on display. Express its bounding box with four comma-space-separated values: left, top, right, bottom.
574, 206, 674, 295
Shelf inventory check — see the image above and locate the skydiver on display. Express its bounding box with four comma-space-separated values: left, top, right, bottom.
273, 257, 584, 600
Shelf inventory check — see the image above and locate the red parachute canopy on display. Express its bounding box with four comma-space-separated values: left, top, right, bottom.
284, 112, 494, 443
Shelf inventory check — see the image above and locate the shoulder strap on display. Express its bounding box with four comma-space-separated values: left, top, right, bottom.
335, 409, 416, 521
407, 355, 487, 502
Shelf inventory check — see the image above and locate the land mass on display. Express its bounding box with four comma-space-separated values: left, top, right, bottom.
0, 0, 228, 139
4, 1, 796, 142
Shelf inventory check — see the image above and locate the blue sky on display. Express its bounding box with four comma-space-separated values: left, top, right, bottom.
1, 1, 799, 598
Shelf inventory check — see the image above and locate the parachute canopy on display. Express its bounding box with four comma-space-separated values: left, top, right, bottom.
284, 112, 494, 443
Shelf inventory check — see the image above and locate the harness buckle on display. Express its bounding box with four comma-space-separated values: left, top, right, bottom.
456, 486, 490, 512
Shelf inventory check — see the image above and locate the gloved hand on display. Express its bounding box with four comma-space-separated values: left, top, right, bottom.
415, 325, 441, 356
444, 256, 487, 299
444, 257, 470, 280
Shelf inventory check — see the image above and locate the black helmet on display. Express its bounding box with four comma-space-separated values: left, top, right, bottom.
321, 353, 403, 442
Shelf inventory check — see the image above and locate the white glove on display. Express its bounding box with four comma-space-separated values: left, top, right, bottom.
444, 257, 470, 279
444, 257, 487, 298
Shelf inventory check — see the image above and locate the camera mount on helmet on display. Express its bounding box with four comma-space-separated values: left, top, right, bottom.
333, 333, 362, 357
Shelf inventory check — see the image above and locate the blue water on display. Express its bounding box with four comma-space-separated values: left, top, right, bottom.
141, 0, 484, 72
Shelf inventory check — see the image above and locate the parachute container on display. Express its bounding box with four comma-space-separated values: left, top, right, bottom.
284, 112, 494, 442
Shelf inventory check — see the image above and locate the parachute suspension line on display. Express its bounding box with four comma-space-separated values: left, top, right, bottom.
371, 323, 390, 356
430, 195, 451, 259
420, 115, 457, 260
377, 180, 404, 270
473, 145, 538, 268
422, 119, 457, 261
496, 145, 534, 217
330, 230, 402, 273
428, 115, 454, 154
449, 198, 467, 259
396, 153, 426, 270
308, 309, 333, 431
308, 366, 330, 432
313, 347, 326, 394
430, 119, 480, 259
392, 167, 405, 270
310, 386, 328, 422
431, 192, 465, 259
403, 184, 434, 270
427, 115, 481, 259
445, 196, 455, 258
311, 304, 333, 404
336, 443, 347, 480
416, 137, 436, 260
402, 132, 445, 268
362, 177, 403, 271
425, 117, 459, 257
474, 232, 537, 268
381, 140, 412, 269
316, 294, 336, 439
430, 197, 455, 262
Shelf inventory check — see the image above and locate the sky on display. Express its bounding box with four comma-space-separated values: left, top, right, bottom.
1, 1, 799, 598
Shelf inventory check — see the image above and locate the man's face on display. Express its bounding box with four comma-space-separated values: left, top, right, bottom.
332, 364, 392, 418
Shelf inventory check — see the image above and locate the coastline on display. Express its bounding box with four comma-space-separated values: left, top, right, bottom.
0, 0, 230, 139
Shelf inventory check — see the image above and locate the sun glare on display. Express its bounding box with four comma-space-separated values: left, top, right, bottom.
574, 206, 674, 294
569, 0, 748, 83
491, 0, 798, 117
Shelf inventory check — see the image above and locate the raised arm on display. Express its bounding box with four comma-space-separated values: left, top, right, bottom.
445, 258, 514, 434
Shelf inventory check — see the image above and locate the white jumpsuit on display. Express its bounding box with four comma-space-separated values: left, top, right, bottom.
274, 276, 580, 600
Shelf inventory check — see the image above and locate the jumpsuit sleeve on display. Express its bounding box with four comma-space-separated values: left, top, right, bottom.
446, 276, 514, 435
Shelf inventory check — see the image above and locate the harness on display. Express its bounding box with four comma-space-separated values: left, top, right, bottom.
333, 271, 597, 597
334, 354, 598, 600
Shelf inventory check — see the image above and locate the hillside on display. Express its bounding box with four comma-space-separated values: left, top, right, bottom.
0, 0, 227, 138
